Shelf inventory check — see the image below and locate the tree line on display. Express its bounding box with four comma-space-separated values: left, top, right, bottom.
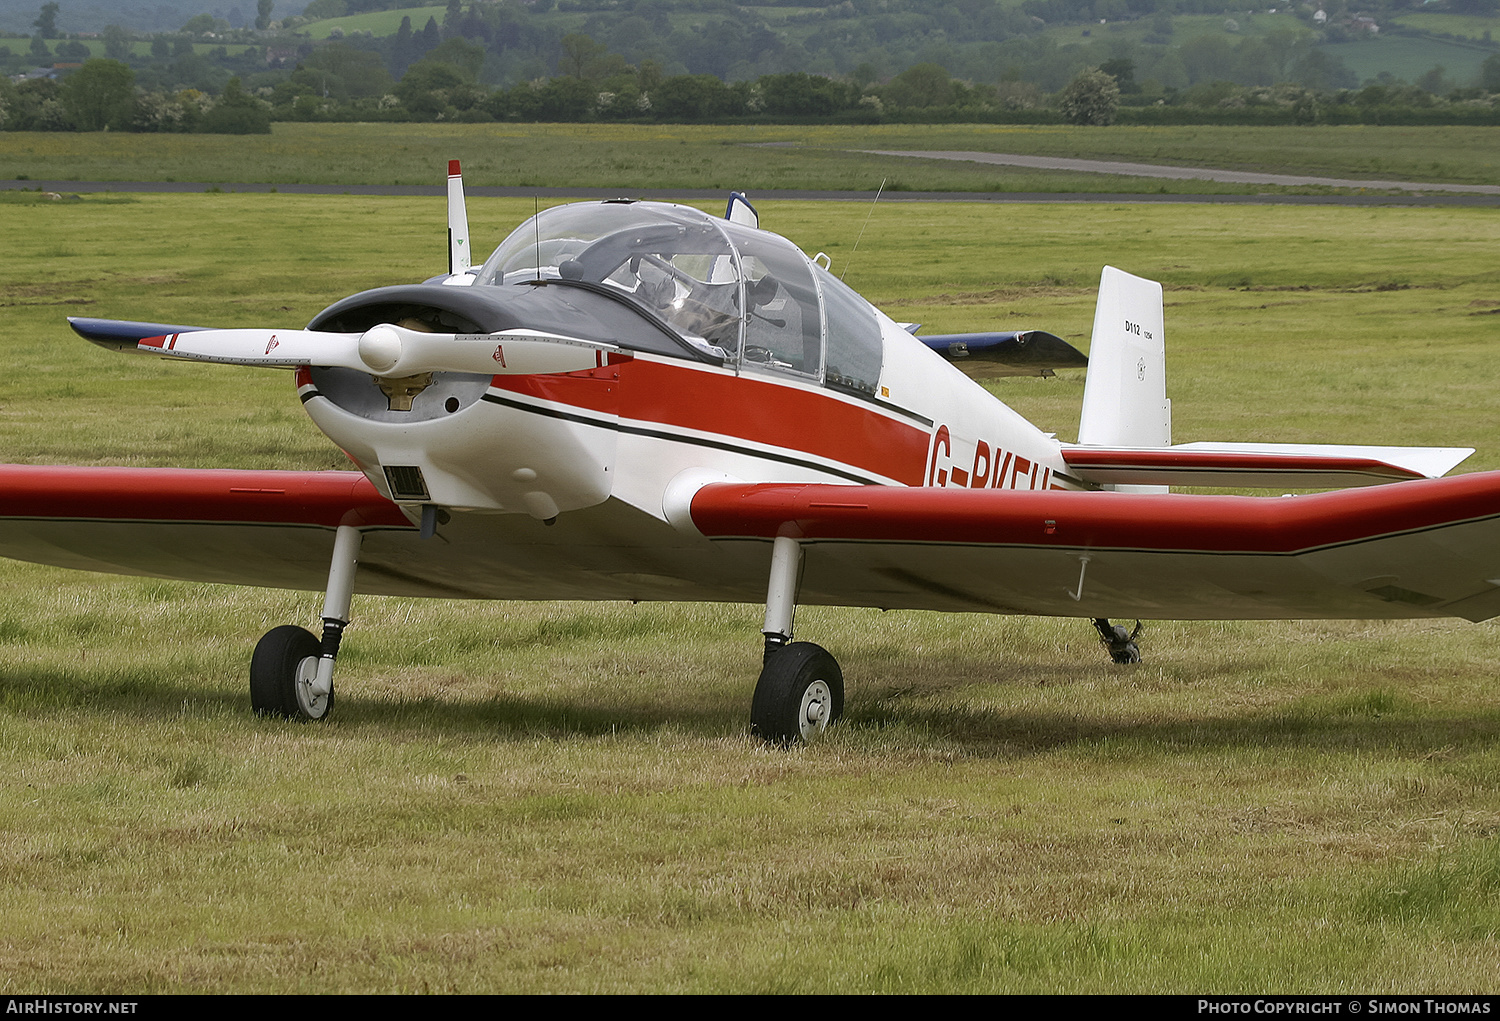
5, 50, 1498, 133
3, 0, 1498, 132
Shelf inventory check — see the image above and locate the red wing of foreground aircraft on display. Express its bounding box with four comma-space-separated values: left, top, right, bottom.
17, 163, 1494, 742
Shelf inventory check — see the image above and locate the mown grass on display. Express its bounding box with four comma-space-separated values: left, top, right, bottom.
3, 122, 1498, 191
1, 193, 1500, 991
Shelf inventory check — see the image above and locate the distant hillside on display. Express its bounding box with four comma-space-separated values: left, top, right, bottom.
4, 0, 1497, 132
0, 1, 312, 34
287, 0, 1500, 91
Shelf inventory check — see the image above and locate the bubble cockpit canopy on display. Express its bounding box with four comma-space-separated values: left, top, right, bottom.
474, 201, 882, 396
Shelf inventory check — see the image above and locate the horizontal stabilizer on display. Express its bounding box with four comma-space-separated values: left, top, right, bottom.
1061, 442, 1475, 489
918, 330, 1088, 378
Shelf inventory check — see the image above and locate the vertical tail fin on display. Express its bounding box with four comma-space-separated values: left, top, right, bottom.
1078, 266, 1170, 447
1077, 266, 1170, 493
445, 159, 472, 282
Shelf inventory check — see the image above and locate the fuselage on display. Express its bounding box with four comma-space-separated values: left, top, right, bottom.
298, 200, 1075, 544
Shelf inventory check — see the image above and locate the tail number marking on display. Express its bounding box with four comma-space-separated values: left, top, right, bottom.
927, 426, 1051, 491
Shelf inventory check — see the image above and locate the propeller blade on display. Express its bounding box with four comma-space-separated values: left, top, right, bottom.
397, 329, 618, 376
136, 325, 616, 377
138, 329, 365, 370
447, 159, 472, 279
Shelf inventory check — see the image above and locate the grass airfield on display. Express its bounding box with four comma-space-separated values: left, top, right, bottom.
1, 186, 1500, 991
3, 122, 1499, 192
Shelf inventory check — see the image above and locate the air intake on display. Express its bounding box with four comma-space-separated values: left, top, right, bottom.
383, 465, 430, 501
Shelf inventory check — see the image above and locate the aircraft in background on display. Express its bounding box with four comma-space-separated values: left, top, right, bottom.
9, 161, 1491, 743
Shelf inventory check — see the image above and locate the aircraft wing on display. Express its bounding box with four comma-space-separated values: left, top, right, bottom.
9, 464, 1500, 625
688, 474, 1500, 622
0, 465, 418, 592
1060, 442, 1475, 489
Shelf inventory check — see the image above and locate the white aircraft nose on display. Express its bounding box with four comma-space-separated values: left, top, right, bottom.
358, 325, 403, 374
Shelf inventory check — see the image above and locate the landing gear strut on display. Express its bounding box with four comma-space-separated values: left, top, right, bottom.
251, 524, 362, 721
1092, 617, 1142, 664
751, 535, 843, 743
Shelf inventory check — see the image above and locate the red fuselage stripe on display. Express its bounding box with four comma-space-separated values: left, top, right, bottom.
491, 358, 931, 485
0, 465, 411, 529
689, 472, 1500, 553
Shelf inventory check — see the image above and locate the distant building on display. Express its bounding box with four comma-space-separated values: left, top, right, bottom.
1313, 8, 1328, 23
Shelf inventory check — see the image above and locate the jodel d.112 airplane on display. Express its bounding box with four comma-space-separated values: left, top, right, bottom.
13, 162, 1496, 743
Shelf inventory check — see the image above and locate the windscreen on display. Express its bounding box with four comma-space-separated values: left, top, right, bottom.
477, 201, 868, 387
476, 202, 743, 356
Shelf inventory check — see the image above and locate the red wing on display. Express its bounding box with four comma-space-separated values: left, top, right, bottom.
11, 464, 1500, 622
0, 465, 414, 593
0, 465, 407, 527
689, 474, 1500, 622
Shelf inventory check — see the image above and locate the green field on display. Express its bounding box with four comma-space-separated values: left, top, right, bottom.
1044, 11, 1310, 47
4, 122, 1499, 192
1322, 33, 1494, 87
25, 40, 259, 60
1391, 11, 1500, 44
1, 192, 1499, 990
304, 5, 448, 40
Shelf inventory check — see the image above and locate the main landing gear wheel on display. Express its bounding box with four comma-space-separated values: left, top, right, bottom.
250, 625, 332, 721
751, 642, 844, 744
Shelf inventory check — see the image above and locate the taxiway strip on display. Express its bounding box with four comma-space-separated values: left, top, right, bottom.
859, 149, 1500, 196
4, 180, 1500, 206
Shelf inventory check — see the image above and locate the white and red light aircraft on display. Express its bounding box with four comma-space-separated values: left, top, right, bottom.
10, 162, 1496, 742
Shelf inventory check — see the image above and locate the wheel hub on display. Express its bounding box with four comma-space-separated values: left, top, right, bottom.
293, 655, 329, 719
799, 679, 831, 740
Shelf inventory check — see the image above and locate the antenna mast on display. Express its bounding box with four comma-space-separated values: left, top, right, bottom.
842, 178, 886, 281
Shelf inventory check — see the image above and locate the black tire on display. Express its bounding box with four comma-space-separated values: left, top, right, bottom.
250, 625, 330, 721
750, 642, 844, 744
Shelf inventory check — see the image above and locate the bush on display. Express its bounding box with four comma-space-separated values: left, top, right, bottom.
197, 78, 271, 134
1058, 68, 1120, 126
